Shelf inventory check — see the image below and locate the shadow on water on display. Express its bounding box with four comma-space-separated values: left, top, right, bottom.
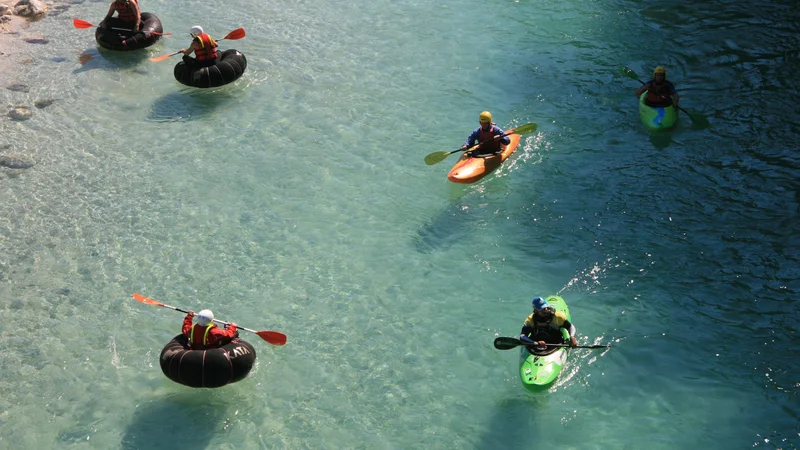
648, 132, 673, 149
120, 391, 229, 450
73, 47, 150, 74
147, 89, 237, 122
414, 194, 473, 253
475, 396, 545, 450
414, 173, 516, 253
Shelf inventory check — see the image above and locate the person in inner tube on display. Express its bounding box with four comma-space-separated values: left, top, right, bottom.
635, 66, 680, 109
181, 25, 220, 69
520, 297, 578, 351
183, 309, 238, 350
460, 111, 511, 158
100, 0, 141, 32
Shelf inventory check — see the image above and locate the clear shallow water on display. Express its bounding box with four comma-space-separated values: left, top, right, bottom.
1, 0, 798, 448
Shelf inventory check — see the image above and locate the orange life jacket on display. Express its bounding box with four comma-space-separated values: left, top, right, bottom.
114, 0, 137, 23
478, 125, 501, 152
194, 33, 218, 62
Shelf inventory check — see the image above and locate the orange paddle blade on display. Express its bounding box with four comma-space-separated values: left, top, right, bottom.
132, 292, 164, 306
223, 28, 246, 40
257, 331, 287, 346
149, 51, 179, 62
73, 18, 94, 29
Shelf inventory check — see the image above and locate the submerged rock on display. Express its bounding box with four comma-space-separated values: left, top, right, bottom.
6, 82, 29, 92
34, 98, 55, 108
8, 106, 32, 120
0, 154, 34, 169
23, 36, 49, 44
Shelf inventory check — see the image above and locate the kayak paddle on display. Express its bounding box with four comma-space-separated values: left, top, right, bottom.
149, 28, 246, 62
132, 292, 286, 346
72, 18, 172, 36
618, 66, 710, 129
493, 336, 609, 350
424, 122, 538, 166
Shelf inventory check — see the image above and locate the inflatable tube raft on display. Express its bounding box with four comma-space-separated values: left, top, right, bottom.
173, 49, 248, 88
638, 92, 677, 131
95, 12, 163, 51
159, 334, 256, 388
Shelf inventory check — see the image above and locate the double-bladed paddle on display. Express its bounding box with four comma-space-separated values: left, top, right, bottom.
493, 336, 609, 350
72, 18, 172, 36
618, 66, 710, 129
148, 28, 246, 62
424, 122, 538, 166
132, 292, 286, 346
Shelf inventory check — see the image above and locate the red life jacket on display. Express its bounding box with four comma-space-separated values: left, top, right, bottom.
478, 125, 501, 152
646, 81, 673, 107
194, 34, 218, 62
114, 0, 137, 23
189, 323, 216, 349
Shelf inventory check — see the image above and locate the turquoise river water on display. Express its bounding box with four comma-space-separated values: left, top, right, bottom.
1, 0, 798, 448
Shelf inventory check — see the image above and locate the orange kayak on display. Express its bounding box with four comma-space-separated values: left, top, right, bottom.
447, 134, 521, 184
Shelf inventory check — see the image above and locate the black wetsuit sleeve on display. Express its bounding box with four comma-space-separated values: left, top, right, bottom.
521, 324, 535, 336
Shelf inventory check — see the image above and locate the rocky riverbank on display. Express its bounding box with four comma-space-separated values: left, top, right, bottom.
1, 0, 63, 78
1, 0, 53, 175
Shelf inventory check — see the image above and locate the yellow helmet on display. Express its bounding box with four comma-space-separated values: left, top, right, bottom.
654, 66, 666, 76
479, 111, 492, 123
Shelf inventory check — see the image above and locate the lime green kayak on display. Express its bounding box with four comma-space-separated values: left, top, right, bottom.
519, 295, 571, 391
639, 92, 677, 131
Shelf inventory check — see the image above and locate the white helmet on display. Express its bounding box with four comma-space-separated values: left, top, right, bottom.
196, 309, 214, 326
189, 25, 204, 38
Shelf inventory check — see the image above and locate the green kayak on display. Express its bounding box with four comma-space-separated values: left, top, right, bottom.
639, 92, 677, 131
519, 295, 572, 391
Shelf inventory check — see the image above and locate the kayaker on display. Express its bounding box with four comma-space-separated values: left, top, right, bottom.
100, 0, 141, 32
182, 309, 238, 350
635, 66, 680, 108
181, 26, 219, 69
460, 111, 510, 157
520, 297, 578, 349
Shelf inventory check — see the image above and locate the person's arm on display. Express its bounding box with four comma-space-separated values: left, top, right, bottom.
635, 82, 650, 96
561, 319, 578, 347
520, 314, 535, 337
223, 323, 238, 339
206, 323, 238, 346
181, 40, 200, 56
131, 0, 141, 31
182, 312, 194, 336
493, 126, 510, 146
669, 82, 679, 107
461, 128, 480, 150
102, 3, 115, 23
